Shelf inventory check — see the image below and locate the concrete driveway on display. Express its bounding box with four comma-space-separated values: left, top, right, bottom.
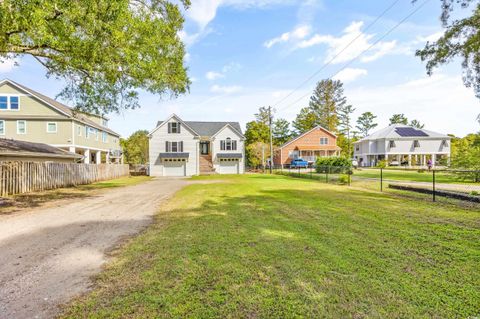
0, 178, 188, 319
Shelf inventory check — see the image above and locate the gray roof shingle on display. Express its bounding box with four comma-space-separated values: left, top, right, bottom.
156, 120, 243, 137
0, 139, 82, 159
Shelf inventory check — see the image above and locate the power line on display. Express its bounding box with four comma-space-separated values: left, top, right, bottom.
271, 0, 402, 109
277, 0, 432, 113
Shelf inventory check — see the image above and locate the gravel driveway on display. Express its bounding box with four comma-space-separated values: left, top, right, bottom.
0, 177, 188, 319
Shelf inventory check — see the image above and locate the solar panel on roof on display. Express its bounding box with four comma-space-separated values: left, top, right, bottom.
395, 127, 429, 137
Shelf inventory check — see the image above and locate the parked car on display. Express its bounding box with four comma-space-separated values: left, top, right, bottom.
290, 158, 309, 168
389, 160, 400, 166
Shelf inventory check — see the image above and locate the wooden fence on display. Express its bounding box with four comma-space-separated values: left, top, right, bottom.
0, 162, 130, 196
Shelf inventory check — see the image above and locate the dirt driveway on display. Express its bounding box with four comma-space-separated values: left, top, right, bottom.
0, 177, 188, 319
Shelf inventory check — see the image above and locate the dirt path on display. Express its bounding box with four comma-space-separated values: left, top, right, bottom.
0, 177, 188, 319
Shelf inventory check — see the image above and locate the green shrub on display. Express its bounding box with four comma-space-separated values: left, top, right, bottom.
338, 174, 349, 185
470, 191, 479, 196
418, 169, 426, 173
315, 157, 351, 173
377, 160, 387, 168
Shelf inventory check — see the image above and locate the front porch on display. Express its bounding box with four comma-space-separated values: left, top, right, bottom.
365, 153, 450, 168
62, 147, 123, 164
296, 148, 341, 163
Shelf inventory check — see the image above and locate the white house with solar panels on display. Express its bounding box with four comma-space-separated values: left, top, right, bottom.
353, 124, 451, 168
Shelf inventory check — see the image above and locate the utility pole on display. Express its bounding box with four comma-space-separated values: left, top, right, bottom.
269, 106, 273, 174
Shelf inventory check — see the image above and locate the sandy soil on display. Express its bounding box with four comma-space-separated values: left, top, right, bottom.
0, 177, 188, 319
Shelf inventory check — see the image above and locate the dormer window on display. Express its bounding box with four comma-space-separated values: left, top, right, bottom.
413, 140, 420, 148
168, 122, 181, 133
320, 137, 328, 145
389, 140, 396, 148
221, 137, 237, 151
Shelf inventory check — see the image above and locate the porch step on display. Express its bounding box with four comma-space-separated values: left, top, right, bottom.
199, 155, 215, 174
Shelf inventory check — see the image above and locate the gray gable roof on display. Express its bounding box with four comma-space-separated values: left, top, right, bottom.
156, 120, 243, 137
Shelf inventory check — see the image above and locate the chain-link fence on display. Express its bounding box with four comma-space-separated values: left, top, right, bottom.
269, 165, 480, 206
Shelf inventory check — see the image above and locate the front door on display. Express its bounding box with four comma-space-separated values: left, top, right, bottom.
200, 142, 210, 155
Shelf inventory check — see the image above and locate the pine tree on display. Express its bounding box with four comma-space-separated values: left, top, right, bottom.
309, 79, 346, 132
292, 107, 317, 134
355, 112, 378, 137
338, 104, 356, 157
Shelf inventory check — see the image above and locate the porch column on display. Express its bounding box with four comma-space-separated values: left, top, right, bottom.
408, 154, 412, 168
106, 151, 110, 164
69, 146, 76, 153
432, 154, 436, 168
84, 149, 90, 164
96, 151, 102, 164
422, 155, 426, 167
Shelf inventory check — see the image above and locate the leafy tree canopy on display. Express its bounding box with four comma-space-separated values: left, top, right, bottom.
389, 114, 409, 125
292, 107, 317, 134
355, 112, 378, 137
245, 121, 269, 145
120, 130, 149, 164
0, 0, 191, 114
415, 0, 480, 99
272, 118, 292, 146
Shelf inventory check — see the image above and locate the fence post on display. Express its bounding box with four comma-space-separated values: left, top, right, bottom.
433, 169, 436, 202
326, 166, 329, 183
348, 168, 351, 186
380, 168, 383, 192
310, 167, 313, 179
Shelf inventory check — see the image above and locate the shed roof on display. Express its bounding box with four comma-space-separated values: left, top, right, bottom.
0, 139, 82, 159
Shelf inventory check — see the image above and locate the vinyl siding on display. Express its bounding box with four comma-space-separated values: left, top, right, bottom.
149, 118, 198, 176
212, 126, 245, 174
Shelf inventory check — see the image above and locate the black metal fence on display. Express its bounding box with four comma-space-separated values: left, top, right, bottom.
269, 166, 480, 205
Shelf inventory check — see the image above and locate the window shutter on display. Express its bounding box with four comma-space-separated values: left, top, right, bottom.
178, 123, 181, 133
232, 140, 237, 151
221, 141, 225, 150
180, 141, 183, 152
168, 123, 172, 133
165, 141, 170, 152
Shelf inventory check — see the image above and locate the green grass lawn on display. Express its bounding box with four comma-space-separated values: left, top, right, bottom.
61, 174, 480, 318
352, 168, 476, 184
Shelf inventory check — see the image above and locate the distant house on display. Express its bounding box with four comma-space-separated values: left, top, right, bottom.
274, 126, 341, 167
0, 138, 82, 163
149, 114, 245, 176
353, 124, 451, 167
0, 79, 123, 164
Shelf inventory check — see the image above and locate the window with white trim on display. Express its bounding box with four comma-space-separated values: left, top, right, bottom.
165, 141, 184, 152
47, 122, 57, 133
220, 137, 237, 151
413, 140, 420, 148
389, 140, 396, 148
102, 132, 108, 143
355, 144, 360, 151
320, 137, 328, 145
0, 96, 19, 110
0, 120, 4, 135
168, 122, 181, 133
17, 120, 26, 134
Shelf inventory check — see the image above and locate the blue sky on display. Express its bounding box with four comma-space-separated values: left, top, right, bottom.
1, 0, 479, 137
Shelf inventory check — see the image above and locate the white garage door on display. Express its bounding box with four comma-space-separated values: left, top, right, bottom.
163, 159, 186, 176
218, 159, 239, 174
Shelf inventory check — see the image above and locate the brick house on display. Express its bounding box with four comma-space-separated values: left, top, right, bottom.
274, 126, 341, 167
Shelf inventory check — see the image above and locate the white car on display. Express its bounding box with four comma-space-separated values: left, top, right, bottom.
389, 160, 400, 166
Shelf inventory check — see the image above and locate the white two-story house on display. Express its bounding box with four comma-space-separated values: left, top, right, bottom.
353, 124, 451, 167
148, 114, 245, 176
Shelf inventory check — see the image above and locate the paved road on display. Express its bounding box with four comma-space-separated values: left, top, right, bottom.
0, 178, 188, 319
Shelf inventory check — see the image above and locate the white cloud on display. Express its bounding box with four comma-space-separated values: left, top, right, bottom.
333, 68, 368, 83
205, 62, 242, 80
264, 25, 311, 48
210, 84, 243, 94
347, 73, 480, 136
0, 58, 18, 73
296, 21, 398, 64
206, 71, 224, 80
